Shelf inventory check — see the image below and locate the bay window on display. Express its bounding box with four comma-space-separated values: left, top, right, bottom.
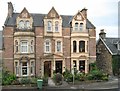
20, 41, 28, 53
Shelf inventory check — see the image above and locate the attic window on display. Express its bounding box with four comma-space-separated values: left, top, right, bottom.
47, 21, 52, 32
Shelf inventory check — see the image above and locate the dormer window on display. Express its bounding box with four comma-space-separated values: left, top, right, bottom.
47, 21, 52, 32
80, 23, 83, 31
19, 20, 24, 29
55, 21, 59, 32
25, 21, 30, 29
75, 23, 78, 31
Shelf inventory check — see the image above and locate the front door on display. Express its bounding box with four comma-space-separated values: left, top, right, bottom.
44, 61, 51, 77
56, 61, 62, 74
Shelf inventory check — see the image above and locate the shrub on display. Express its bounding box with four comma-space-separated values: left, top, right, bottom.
30, 77, 37, 84
53, 73, 62, 85
2, 69, 17, 85
20, 78, 31, 84
87, 69, 109, 81
42, 75, 48, 86
63, 68, 71, 81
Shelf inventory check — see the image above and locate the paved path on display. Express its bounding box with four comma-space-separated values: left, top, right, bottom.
48, 77, 55, 87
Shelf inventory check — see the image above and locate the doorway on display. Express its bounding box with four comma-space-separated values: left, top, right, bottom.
56, 61, 62, 74
44, 61, 51, 77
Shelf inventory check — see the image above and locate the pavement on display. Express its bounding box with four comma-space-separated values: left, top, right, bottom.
1, 76, 120, 91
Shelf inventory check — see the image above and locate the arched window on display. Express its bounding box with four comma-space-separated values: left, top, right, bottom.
55, 21, 59, 32
25, 21, 30, 29
73, 41, 77, 52
30, 40, 34, 53
79, 41, 85, 52
75, 23, 78, 31
47, 21, 52, 31
19, 20, 24, 29
80, 23, 83, 31
15, 40, 18, 52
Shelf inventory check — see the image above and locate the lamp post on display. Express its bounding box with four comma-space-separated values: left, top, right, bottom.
72, 64, 75, 85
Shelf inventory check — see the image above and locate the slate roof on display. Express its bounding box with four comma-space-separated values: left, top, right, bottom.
0, 31, 2, 50
4, 13, 95, 29
101, 38, 120, 55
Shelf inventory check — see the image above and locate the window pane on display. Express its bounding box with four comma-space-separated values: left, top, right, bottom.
21, 62, 28, 76
22, 67, 27, 75
45, 40, 51, 53
19, 20, 24, 29
55, 21, 59, 32
30, 40, 34, 53
25, 21, 30, 29
79, 41, 85, 52
73, 41, 77, 52
20, 41, 28, 53
15, 62, 19, 75
15, 40, 18, 52
57, 41, 61, 52
31, 61, 34, 75
80, 23, 83, 31
79, 60, 85, 73
47, 21, 52, 31
75, 23, 78, 31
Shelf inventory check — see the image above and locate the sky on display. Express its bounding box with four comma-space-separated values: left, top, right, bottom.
0, 0, 119, 39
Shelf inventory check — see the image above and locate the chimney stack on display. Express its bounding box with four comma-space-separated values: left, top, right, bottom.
99, 29, 106, 39
81, 8, 87, 19
8, 2, 14, 17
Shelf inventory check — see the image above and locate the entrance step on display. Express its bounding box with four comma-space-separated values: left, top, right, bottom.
48, 77, 55, 87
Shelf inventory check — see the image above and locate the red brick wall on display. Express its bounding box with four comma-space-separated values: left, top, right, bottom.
3, 27, 14, 73
89, 29, 96, 62
35, 27, 44, 76
63, 28, 71, 70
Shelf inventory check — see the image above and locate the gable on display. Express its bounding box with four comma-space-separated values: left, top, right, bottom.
18, 7, 31, 18
74, 11, 85, 21
47, 7, 60, 18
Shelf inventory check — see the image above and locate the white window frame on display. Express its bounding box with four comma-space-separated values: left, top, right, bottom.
44, 39, 51, 53
25, 20, 30, 29
75, 22, 78, 31
19, 20, 24, 29
47, 21, 52, 32
30, 40, 34, 53
55, 21, 59, 32
20, 41, 28, 53
56, 41, 62, 52
30, 61, 34, 75
15, 40, 18, 53
21, 62, 28, 76
15, 61, 19, 76
79, 23, 83, 31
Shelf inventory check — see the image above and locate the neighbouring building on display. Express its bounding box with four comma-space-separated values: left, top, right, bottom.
2, 2, 96, 77
96, 29, 120, 75
0, 31, 3, 75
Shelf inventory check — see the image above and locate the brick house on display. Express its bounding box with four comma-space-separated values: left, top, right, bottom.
96, 29, 120, 75
2, 2, 96, 77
